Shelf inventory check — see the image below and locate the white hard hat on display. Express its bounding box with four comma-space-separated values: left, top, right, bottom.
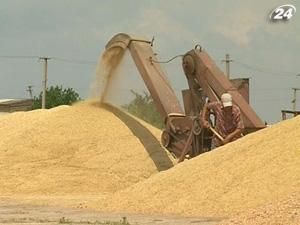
221, 93, 232, 107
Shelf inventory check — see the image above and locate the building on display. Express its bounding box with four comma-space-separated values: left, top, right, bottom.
230, 78, 250, 103
0, 99, 33, 114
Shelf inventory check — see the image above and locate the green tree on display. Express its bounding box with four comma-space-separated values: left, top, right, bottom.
122, 90, 164, 129
32, 85, 81, 109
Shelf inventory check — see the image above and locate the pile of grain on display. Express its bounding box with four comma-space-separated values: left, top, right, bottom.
0, 101, 175, 196
219, 194, 300, 225
94, 116, 300, 218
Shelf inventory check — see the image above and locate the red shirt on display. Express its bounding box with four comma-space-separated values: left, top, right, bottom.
207, 102, 244, 146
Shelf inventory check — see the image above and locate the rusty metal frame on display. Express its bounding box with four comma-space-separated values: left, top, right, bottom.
103, 33, 266, 161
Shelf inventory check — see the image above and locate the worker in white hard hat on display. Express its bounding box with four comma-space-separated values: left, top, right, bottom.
201, 93, 244, 148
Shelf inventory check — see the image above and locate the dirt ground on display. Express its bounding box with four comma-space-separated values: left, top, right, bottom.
0, 198, 223, 225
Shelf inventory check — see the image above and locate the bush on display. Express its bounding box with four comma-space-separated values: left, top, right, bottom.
122, 90, 164, 129
32, 85, 81, 109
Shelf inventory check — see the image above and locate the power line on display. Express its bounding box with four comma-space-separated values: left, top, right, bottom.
234, 60, 298, 77
0, 55, 39, 59
0, 55, 297, 74
0, 55, 96, 66
52, 57, 96, 65
252, 88, 291, 91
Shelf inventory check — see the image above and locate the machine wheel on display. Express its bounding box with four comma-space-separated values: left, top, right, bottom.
161, 130, 171, 147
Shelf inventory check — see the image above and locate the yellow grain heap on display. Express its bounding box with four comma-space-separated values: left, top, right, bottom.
0, 101, 175, 196
95, 116, 300, 218
219, 194, 300, 225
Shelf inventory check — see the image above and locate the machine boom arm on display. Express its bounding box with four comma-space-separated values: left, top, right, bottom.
182, 49, 265, 130
105, 33, 184, 120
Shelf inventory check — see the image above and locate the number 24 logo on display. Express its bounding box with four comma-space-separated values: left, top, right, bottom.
270, 4, 296, 21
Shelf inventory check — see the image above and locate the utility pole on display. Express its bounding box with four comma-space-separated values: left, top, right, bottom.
40, 57, 50, 109
292, 88, 300, 111
26, 85, 33, 99
222, 54, 233, 78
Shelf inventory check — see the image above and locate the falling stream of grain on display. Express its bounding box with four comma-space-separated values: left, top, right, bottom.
90, 47, 125, 103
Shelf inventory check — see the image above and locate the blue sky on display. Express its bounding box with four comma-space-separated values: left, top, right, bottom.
0, 0, 299, 123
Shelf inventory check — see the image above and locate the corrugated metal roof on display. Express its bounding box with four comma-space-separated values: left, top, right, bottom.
0, 99, 14, 104
0, 99, 32, 105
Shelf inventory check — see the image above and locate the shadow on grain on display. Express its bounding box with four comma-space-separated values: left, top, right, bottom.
95, 102, 174, 171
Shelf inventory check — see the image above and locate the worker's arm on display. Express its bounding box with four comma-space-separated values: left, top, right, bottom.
223, 106, 244, 145
201, 102, 217, 128
222, 128, 243, 144
201, 103, 210, 128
